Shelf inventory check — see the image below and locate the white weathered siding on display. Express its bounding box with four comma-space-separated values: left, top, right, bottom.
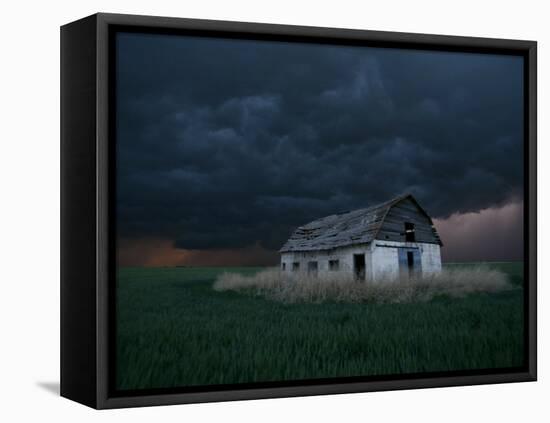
371, 240, 442, 280
371, 241, 401, 281
420, 243, 442, 274
281, 240, 442, 282
280, 243, 374, 280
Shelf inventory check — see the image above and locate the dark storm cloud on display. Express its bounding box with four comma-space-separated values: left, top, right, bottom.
116, 33, 524, 255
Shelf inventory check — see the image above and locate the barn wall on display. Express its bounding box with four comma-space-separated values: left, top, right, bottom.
281, 241, 441, 281
420, 243, 442, 274
371, 241, 401, 281
280, 244, 374, 279
370, 240, 442, 281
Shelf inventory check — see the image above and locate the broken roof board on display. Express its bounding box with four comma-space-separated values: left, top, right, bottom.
279, 194, 442, 253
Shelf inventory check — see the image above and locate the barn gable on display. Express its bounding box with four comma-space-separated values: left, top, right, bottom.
279, 194, 442, 253
376, 196, 442, 245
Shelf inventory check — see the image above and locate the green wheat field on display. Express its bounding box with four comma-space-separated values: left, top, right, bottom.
116, 263, 524, 390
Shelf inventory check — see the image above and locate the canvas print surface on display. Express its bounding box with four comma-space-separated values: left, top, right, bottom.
114, 31, 525, 391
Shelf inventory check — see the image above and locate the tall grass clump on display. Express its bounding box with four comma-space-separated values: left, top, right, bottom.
213, 266, 512, 304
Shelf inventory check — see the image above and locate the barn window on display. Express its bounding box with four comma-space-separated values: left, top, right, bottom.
282, 263, 286, 271
329, 260, 340, 271
292, 262, 300, 271
404, 222, 416, 242
308, 261, 318, 274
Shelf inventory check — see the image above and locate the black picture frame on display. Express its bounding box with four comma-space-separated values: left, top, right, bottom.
60, 12, 537, 409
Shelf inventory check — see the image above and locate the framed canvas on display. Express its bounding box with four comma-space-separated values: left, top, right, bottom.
60, 13, 537, 409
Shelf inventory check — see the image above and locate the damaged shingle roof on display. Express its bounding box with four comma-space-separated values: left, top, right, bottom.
279, 193, 438, 253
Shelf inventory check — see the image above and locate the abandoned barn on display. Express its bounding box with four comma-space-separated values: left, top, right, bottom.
279, 194, 443, 281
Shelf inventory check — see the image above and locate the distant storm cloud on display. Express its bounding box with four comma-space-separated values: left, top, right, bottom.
434, 201, 524, 262
115, 32, 524, 265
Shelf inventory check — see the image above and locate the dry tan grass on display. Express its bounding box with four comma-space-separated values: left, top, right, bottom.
213, 266, 512, 304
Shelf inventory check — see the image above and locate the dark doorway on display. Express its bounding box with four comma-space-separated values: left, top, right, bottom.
308, 261, 318, 274
407, 251, 414, 274
398, 249, 421, 279
354, 254, 365, 281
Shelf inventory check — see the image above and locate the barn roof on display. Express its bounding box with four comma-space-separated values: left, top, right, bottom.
279, 193, 441, 253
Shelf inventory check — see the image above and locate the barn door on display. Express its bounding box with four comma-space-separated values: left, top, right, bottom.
398, 249, 408, 278
398, 249, 422, 279
412, 250, 422, 275
353, 254, 365, 281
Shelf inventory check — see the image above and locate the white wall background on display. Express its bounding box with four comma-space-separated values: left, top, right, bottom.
0, 0, 547, 421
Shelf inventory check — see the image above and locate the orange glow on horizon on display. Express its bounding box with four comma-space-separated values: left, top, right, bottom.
117, 238, 278, 267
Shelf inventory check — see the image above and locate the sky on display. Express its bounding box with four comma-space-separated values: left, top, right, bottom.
115, 32, 524, 266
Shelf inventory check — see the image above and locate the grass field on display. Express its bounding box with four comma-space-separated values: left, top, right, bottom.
116, 262, 524, 390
